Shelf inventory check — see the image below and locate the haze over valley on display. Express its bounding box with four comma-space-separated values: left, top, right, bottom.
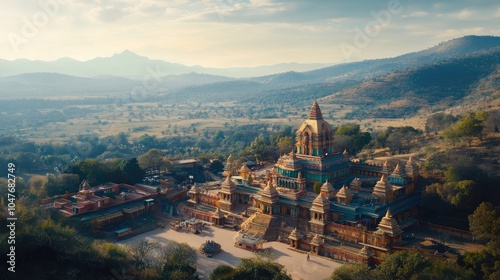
1, 35, 499, 142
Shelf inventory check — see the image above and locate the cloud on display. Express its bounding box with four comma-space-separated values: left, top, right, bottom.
435, 27, 487, 40
454, 8, 474, 19
90, 6, 128, 22
1, 0, 499, 66
403, 11, 429, 18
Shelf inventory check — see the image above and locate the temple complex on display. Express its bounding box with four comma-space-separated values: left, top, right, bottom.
183, 101, 420, 265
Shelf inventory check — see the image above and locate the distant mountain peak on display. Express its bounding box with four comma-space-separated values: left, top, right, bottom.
55, 57, 78, 62
112, 49, 145, 59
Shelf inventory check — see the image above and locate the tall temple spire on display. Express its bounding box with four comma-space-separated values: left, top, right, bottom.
308, 100, 323, 120
377, 209, 402, 237
381, 160, 390, 175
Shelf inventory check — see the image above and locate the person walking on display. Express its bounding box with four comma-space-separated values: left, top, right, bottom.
306, 252, 310, 261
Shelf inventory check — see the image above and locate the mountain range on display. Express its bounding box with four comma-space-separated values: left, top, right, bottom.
0, 50, 333, 79
0, 35, 499, 118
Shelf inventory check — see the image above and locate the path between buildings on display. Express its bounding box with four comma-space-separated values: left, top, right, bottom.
118, 225, 343, 280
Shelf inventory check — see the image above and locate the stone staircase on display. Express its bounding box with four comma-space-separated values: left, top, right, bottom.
240, 212, 281, 242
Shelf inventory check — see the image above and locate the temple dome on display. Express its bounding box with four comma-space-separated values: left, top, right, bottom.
288, 228, 303, 240
240, 164, 250, 172
221, 175, 236, 192
381, 160, 390, 174
377, 209, 402, 236
262, 181, 278, 197
391, 163, 406, 177
321, 180, 334, 192
261, 179, 279, 203
80, 180, 90, 190
295, 101, 334, 156
310, 233, 324, 246
350, 177, 362, 189
374, 174, 392, 194
312, 193, 330, 210
336, 185, 352, 198
298, 101, 333, 134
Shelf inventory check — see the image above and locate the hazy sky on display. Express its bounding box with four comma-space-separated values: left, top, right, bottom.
1, 0, 499, 67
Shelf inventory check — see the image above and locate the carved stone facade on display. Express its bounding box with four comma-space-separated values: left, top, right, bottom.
185, 101, 420, 265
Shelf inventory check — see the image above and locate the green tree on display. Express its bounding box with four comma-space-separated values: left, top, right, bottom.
426, 113, 458, 133
208, 160, 224, 174
28, 175, 48, 197
138, 149, 165, 172
277, 136, 294, 155
41, 173, 80, 197
211, 256, 291, 280
213, 130, 225, 141
334, 124, 371, 153
329, 263, 371, 280
121, 157, 145, 184
248, 136, 267, 162
247, 174, 254, 185
13, 152, 38, 171
444, 111, 487, 145
333, 135, 353, 153
336, 123, 361, 136
210, 265, 235, 280
313, 182, 322, 194
159, 242, 198, 279
469, 202, 500, 253
130, 239, 159, 269
413, 260, 474, 280
136, 133, 159, 150
373, 251, 432, 280
484, 109, 500, 133
463, 249, 499, 280
451, 180, 479, 210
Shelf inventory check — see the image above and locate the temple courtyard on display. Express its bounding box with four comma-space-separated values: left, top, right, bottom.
118, 224, 344, 280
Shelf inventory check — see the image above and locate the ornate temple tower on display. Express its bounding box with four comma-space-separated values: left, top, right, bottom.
239, 164, 251, 180
295, 100, 335, 156
381, 160, 390, 176
376, 209, 402, 246
288, 228, 303, 249
389, 163, 407, 186
373, 174, 394, 204
223, 154, 234, 176
405, 156, 419, 192
211, 207, 225, 226
309, 233, 324, 255
275, 101, 350, 186
405, 156, 417, 178
259, 179, 279, 215
320, 180, 335, 199
309, 192, 330, 234
218, 175, 236, 211
188, 182, 201, 205
77, 180, 93, 200
349, 177, 362, 193
336, 185, 353, 204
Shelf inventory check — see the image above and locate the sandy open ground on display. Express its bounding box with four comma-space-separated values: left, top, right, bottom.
119, 225, 343, 280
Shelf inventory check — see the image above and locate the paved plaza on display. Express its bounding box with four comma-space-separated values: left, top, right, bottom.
119, 225, 343, 279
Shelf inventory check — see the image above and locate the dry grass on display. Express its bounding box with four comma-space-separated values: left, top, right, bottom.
21, 99, 432, 144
